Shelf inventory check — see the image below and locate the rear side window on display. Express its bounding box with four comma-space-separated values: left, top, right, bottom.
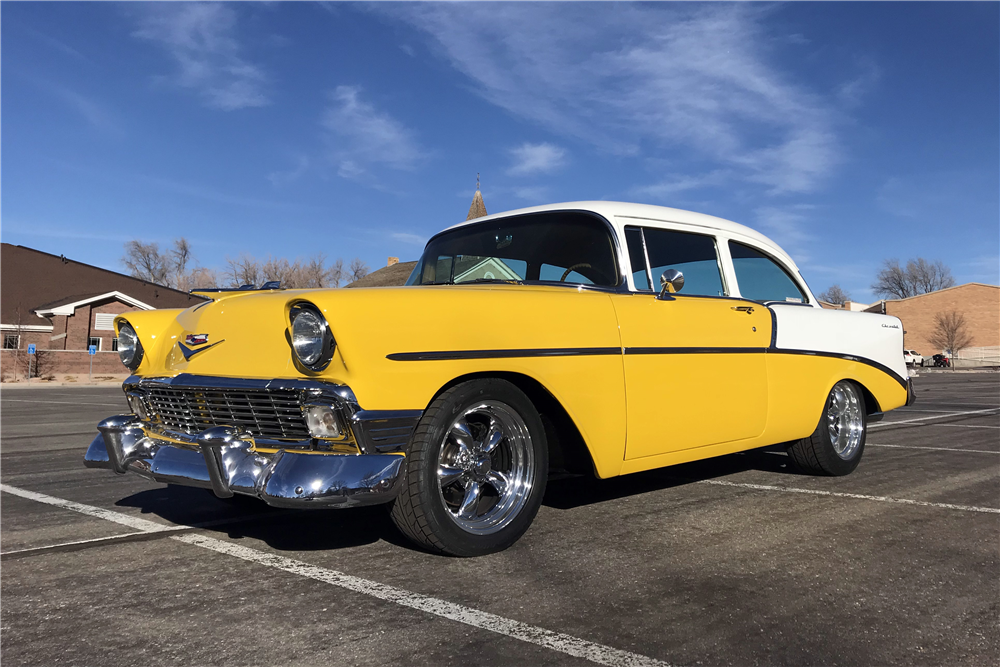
628, 227, 726, 297
729, 241, 807, 303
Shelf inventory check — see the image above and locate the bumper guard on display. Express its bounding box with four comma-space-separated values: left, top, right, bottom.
84, 415, 405, 508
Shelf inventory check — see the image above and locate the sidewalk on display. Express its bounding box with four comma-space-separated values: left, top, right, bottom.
1, 374, 129, 389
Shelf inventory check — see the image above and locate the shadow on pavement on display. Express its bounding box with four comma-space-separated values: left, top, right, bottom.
543, 447, 803, 510
112, 448, 802, 551
115, 484, 408, 551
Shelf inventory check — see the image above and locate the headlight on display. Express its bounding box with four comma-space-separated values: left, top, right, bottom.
117, 322, 144, 371
290, 303, 334, 370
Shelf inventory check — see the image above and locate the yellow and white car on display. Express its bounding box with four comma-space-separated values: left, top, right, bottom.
85, 202, 914, 556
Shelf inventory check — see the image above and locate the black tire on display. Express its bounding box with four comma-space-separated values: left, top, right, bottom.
390, 378, 548, 557
787, 380, 867, 476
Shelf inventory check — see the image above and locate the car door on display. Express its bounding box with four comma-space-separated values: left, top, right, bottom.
611, 226, 771, 461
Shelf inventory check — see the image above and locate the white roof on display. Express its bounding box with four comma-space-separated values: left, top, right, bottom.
444, 200, 797, 270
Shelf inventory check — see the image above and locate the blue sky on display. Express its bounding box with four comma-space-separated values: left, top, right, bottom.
2, 2, 997, 300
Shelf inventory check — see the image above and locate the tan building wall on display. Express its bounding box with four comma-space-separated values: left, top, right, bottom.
868, 283, 1000, 356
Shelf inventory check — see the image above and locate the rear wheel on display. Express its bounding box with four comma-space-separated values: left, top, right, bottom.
390, 379, 548, 556
787, 380, 867, 476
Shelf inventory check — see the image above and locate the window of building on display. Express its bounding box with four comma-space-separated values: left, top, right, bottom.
626, 226, 726, 297
729, 241, 807, 303
88, 337, 102, 351
3, 335, 20, 350
111, 337, 119, 352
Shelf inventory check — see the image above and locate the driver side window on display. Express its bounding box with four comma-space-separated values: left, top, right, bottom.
626, 226, 726, 297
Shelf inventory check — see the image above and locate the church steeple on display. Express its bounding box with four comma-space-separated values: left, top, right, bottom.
466, 173, 487, 220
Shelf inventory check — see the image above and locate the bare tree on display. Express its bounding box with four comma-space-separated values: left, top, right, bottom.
171, 238, 192, 278
123, 238, 210, 290
176, 267, 219, 293
928, 311, 974, 368
125, 238, 365, 291
818, 284, 851, 305
907, 258, 954, 295
871, 258, 955, 300
261, 257, 296, 286
226, 254, 263, 288
298, 255, 331, 288
348, 258, 370, 283
328, 258, 345, 288
123, 240, 169, 285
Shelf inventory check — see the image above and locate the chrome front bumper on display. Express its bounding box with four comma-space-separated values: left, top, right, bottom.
84, 415, 405, 508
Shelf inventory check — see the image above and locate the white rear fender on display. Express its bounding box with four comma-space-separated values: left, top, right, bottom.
769, 304, 907, 384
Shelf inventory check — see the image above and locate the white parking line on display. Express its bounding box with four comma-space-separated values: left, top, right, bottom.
1, 398, 124, 407
697, 480, 1000, 514
1, 483, 179, 532
866, 443, 1000, 454
897, 409, 998, 413
0, 483, 669, 667
0, 510, 296, 559
871, 408, 999, 428
927, 423, 1000, 429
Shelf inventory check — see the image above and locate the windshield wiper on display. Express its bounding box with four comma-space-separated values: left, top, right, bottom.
460, 278, 524, 285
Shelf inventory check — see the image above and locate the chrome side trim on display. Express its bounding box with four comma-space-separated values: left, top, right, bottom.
84, 417, 405, 508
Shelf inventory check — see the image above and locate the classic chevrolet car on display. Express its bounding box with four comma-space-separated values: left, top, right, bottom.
85, 202, 914, 556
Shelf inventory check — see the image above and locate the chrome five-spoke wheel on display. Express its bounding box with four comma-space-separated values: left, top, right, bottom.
826, 381, 864, 461
437, 401, 535, 535
390, 378, 548, 556
787, 379, 868, 476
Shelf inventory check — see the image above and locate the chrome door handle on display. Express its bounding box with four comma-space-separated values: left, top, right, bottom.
731, 306, 754, 314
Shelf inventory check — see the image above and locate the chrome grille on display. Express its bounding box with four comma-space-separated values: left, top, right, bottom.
143, 386, 309, 441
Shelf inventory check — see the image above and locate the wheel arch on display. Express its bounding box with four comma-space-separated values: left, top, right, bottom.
849, 379, 882, 416
427, 371, 599, 478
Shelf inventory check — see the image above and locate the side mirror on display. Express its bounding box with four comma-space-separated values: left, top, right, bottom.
658, 269, 684, 300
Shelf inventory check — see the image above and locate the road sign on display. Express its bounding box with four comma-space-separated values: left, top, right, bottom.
88, 345, 97, 355
27, 344, 36, 355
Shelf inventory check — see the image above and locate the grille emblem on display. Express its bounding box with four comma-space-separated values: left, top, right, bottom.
178, 338, 225, 361
186, 333, 210, 346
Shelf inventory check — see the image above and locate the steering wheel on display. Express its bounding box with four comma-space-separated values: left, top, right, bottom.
559, 263, 592, 282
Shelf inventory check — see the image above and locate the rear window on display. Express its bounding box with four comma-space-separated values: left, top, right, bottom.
729, 241, 807, 303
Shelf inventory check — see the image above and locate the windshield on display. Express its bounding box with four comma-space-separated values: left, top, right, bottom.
406, 211, 620, 287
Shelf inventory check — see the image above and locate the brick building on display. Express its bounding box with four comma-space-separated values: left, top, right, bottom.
865, 283, 1000, 361
1, 244, 205, 379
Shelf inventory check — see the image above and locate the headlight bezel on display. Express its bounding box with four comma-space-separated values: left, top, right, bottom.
289, 302, 335, 372
117, 321, 144, 372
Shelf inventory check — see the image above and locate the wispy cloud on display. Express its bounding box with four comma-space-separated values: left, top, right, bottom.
388, 4, 852, 195
632, 171, 729, 199
20, 25, 91, 63
133, 4, 267, 110
391, 232, 425, 245
507, 142, 567, 176
322, 85, 424, 180
267, 156, 310, 186
754, 204, 817, 260
31, 80, 118, 130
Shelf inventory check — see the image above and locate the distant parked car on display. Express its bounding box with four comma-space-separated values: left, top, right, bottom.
931, 353, 951, 368
903, 350, 923, 367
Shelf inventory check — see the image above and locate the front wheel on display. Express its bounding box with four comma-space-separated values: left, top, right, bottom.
390, 379, 548, 556
787, 380, 867, 476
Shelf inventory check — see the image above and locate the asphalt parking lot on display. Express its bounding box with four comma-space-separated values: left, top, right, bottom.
2, 372, 998, 666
